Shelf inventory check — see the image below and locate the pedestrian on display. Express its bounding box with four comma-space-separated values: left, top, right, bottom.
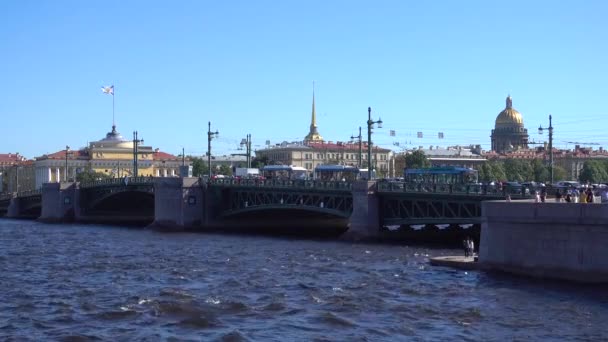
565, 192, 572, 203
555, 189, 562, 203
535, 191, 541, 203
463, 238, 470, 257
469, 238, 475, 257
587, 189, 594, 203
581, 190, 587, 203
540, 187, 547, 203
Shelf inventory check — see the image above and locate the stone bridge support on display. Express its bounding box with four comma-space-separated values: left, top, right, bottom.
39, 182, 76, 222
344, 181, 380, 241
150, 177, 204, 230
6, 195, 20, 218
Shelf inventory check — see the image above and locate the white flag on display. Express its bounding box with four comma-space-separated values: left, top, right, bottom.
101, 85, 114, 95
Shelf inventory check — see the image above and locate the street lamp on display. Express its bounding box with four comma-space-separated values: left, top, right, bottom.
181, 147, 186, 167
350, 127, 363, 168
240, 134, 252, 168
538, 114, 554, 185
14, 164, 19, 194
366, 107, 382, 180
207, 121, 219, 179
65, 145, 70, 182
133, 131, 144, 177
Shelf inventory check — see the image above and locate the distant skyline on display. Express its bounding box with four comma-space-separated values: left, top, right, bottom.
1, 1, 607, 159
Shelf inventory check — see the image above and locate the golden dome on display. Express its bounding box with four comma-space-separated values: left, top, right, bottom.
495, 96, 524, 128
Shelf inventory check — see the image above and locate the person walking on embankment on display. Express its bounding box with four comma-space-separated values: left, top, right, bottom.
555, 189, 563, 203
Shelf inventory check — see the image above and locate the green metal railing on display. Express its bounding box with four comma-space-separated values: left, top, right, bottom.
79, 177, 155, 189
377, 182, 535, 198
209, 178, 353, 191
0, 189, 42, 200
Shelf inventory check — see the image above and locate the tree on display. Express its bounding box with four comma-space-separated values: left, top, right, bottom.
218, 164, 232, 176
579, 160, 608, 184
251, 155, 269, 169
189, 156, 208, 177
478, 163, 494, 182
404, 150, 430, 169
531, 159, 549, 183
503, 159, 533, 182
76, 169, 111, 183
489, 160, 506, 182
552, 165, 567, 183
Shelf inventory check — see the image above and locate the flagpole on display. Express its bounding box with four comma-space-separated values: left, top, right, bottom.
112, 85, 115, 127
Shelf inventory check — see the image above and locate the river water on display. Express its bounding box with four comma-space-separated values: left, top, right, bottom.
1, 219, 606, 341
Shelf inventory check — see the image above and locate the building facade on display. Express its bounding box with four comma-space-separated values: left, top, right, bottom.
0, 153, 29, 192
255, 91, 391, 176
255, 141, 392, 176
33, 125, 189, 189
491, 96, 529, 153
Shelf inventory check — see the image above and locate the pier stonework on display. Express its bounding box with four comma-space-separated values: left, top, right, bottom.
344, 181, 380, 240
39, 182, 76, 222
151, 177, 204, 230
480, 201, 608, 283
6, 195, 20, 218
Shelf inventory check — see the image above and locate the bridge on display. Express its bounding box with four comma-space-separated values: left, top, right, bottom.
0, 177, 529, 240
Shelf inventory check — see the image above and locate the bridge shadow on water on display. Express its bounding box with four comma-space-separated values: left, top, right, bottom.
378, 223, 481, 249
209, 209, 349, 239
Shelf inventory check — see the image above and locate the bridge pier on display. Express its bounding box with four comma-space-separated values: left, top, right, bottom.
344, 181, 380, 241
39, 182, 76, 223
150, 177, 204, 230
6, 194, 20, 218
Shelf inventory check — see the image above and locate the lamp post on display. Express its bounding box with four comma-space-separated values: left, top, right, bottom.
14, 164, 18, 194
207, 121, 219, 179
65, 145, 70, 182
133, 131, 144, 177
538, 114, 554, 185
350, 127, 362, 168
240, 134, 252, 168
366, 107, 382, 180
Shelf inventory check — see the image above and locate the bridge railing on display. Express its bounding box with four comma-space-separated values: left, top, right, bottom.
377, 182, 534, 198
209, 178, 352, 191
80, 177, 155, 189
0, 189, 42, 200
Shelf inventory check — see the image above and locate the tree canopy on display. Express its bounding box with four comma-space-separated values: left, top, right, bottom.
404, 150, 431, 169
76, 169, 111, 183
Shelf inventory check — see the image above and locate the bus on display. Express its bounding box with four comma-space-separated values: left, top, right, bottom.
261, 165, 308, 180
358, 168, 376, 180
404, 166, 479, 185
314, 165, 360, 181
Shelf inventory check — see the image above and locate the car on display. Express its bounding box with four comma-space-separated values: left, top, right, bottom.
503, 181, 530, 195
521, 181, 545, 188
554, 181, 581, 189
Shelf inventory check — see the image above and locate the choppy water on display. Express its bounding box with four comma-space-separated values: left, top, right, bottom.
1, 219, 607, 341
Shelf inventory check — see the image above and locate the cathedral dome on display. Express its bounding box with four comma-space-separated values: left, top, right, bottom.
495, 96, 524, 128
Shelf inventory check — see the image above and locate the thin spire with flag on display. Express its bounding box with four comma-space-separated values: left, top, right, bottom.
101, 85, 115, 127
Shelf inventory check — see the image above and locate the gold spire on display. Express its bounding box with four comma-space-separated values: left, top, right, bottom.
311, 84, 317, 128
304, 82, 323, 143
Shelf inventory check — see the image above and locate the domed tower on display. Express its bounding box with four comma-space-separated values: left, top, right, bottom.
491, 95, 529, 153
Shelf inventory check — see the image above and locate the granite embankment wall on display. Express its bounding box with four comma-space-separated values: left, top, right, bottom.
480, 201, 608, 283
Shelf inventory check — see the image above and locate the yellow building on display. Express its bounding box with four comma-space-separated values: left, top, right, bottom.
255, 90, 392, 176
34, 125, 189, 189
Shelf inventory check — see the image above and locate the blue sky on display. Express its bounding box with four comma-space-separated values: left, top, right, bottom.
1, 0, 607, 159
